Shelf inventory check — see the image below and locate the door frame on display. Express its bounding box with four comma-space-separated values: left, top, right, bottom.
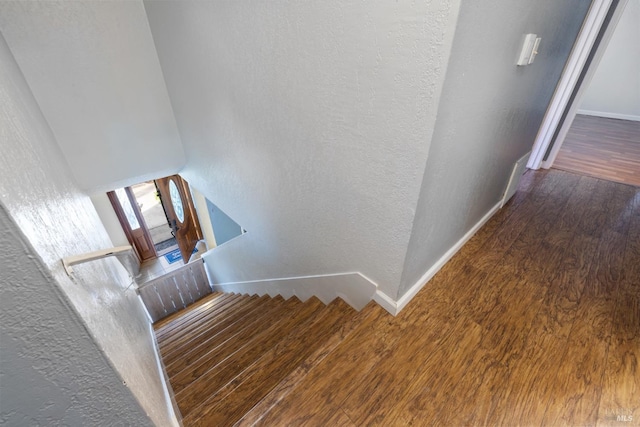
107, 187, 158, 262
527, 0, 628, 169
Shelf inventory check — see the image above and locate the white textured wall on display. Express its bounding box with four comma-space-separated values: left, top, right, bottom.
579, 0, 640, 120
191, 186, 218, 250
0, 1, 185, 192
90, 193, 130, 247
144, 0, 461, 297
0, 206, 153, 426
0, 33, 177, 427
399, 0, 592, 297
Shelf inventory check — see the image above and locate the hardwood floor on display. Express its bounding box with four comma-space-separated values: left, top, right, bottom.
552, 114, 640, 187
156, 169, 639, 426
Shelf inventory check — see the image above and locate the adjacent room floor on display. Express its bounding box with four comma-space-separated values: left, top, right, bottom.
158, 169, 639, 426
552, 114, 640, 187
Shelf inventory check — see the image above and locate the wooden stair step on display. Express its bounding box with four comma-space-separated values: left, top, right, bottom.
170, 298, 301, 393
157, 293, 248, 347
183, 298, 357, 426
158, 294, 257, 349
156, 292, 236, 333
235, 300, 384, 427
157, 294, 245, 350
166, 296, 293, 381
162, 295, 272, 369
175, 297, 326, 417
154, 292, 225, 333
163, 296, 269, 366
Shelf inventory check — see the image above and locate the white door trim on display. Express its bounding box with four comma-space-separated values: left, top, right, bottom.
527, 0, 625, 169
541, 0, 629, 169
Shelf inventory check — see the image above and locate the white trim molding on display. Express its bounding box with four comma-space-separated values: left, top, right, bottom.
210, 272, 378, 311
541, 0, 629, 169
576, 109, 640, 122
372, 290, 398, 315
528, 0, 615, 170
502, 152, 532, 208
374, 201, 502, 316
148, 323, 182, 427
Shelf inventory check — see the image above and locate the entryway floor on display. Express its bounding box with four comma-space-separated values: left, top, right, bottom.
137, 247, 184, 283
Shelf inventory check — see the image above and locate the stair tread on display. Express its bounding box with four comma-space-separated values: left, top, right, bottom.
158, 293, 256, 349
154, 292, 224, 333
157, 293, 251, 343
166, 295, 291, 381
175, 297, 326, 417
153, 292, 377, 426
183, 298, 356, 426
169, 296, 299, 390
160, 295, 267, 362
156, 291, 235, 330
156, 293, 246, 347
236, 300, 383, 427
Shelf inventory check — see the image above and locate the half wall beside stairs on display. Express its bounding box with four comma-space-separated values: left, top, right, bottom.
137, 260, 211, 322
208, 272, 378, 311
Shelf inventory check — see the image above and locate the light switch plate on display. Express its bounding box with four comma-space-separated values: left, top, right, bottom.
517, 34, 538, 66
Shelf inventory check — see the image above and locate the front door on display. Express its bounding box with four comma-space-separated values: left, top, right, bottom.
156, 175, 203, 264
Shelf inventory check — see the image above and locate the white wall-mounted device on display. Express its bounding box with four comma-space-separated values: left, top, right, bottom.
517, 34, 542, 66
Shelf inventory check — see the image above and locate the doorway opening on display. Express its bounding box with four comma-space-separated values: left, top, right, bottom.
130, 181, 177, 255
528, 0, 636, 179
107, 174, 247, 282
550, 0, 639, 186
108, 175, 204, 268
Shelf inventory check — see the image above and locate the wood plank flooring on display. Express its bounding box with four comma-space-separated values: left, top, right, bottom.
553, 114, 640, 187
156, 169, 639, 426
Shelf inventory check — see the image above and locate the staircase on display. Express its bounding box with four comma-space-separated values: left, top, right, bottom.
153, 291, 362, 426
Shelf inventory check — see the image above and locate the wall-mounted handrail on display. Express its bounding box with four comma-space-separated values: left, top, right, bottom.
62, 245, 138, 276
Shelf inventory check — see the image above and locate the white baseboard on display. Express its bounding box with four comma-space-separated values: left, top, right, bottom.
502, 151, 531, 208
577, 109, 640, 122
372, 289, 398, 315
374, 201, 502, 316
148, 323, 181, 427
210, 271, 378, 311
208, 200, 502, 316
